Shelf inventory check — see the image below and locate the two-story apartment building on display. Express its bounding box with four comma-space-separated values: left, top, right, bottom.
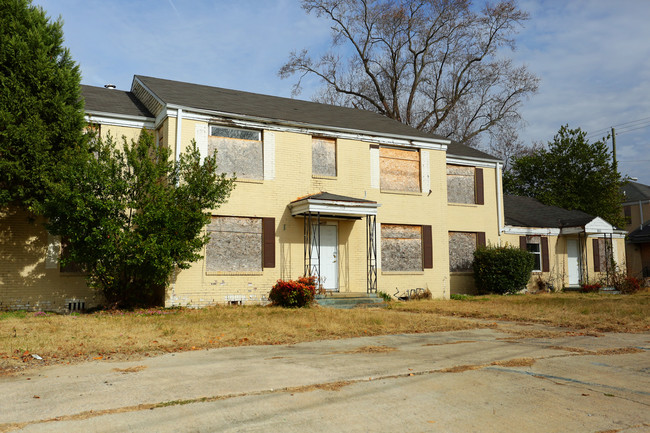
0, 75, 506, 310
621, 181, 650, 278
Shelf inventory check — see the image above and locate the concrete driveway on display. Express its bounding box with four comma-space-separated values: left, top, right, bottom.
1, 320, 649, 432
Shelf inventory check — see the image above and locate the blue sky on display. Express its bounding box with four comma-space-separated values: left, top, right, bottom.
35, 0, 650, 186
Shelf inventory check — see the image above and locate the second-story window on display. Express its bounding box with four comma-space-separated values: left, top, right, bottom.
209, 125, 263, 180
447, 164, 484, 205
312, 137, 337, 177
379, 147, 420, 193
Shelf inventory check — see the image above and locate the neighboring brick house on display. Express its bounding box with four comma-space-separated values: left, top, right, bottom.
621, 181, 650, 278
1, 75, 503, 310
502, 195, 626, 291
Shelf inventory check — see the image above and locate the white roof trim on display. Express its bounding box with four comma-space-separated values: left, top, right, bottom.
85, 111, 155, 129
160, 104, 449, 150
446, 156, 501, 168
289, 198, 380, 217
502, 226, 561, 236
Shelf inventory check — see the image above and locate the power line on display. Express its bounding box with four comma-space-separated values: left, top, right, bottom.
585, 116, 650, 139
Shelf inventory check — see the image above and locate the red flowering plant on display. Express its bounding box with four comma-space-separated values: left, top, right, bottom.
580, 282, 602, 293
268, 276, 317, 308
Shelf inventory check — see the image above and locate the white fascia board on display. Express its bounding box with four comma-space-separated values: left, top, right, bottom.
622, 199, 650, 206
290, 199, 379, 217
560, 227, 585, 235
131, 76, 165, 108
85, 111, 155, 129
164, 104, 449, 150
502, 225, 560, 236
446, 156, 502, 169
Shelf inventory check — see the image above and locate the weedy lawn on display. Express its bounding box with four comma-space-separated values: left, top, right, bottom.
1, 291, 648, 373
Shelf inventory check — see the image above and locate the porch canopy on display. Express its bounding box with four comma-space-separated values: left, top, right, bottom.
289, 192, 379, 219
288, 192, 380, 293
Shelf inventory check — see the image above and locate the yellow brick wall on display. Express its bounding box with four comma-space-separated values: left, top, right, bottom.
169, 119, 456, 306
447, 165, 502, 294
0, 206, 100, 312
0, 122, 146, 312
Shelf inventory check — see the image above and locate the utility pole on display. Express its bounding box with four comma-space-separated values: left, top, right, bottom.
611, 127, 617, 172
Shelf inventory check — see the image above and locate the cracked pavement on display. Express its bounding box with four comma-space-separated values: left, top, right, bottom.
1, 321, 649, 432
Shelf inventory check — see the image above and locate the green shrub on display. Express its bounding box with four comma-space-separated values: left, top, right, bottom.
377, 291, 392, 302
268, 276, 316, 308
473, 245, 534, 295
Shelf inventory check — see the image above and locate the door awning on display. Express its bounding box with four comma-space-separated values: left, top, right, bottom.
289, 192, 379, 219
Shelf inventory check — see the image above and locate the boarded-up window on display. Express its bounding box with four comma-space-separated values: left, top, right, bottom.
312, 137, 336, 177
206, 217, 262, 272
448, 232, 477, 272
447, 165, 475, 204
209, 126, 263, 180
381, 224, 422, 271
380, 147, 420, 192
593, 238, 613, 273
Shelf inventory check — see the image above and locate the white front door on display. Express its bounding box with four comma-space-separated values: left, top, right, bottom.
311, 225, 339, 291
567, 239, 580, 286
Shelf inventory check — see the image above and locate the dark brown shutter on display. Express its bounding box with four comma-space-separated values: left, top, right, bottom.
475, 168, 484, 205
262, 218, 275, 268
422, 225, 433, 269
592, 238, 600, 272
541, 237, 550, 272
477, 232, 486, 247
519, 236, 527, 250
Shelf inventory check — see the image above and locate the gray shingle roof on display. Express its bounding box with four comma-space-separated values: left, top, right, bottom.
133, 75, 499, 162
621, 181, 650, 203
504, 195, 595, 228
81, 85, 153, 118
628, 220, 650, 243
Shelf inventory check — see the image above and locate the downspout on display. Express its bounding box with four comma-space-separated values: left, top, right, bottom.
640, 201, 644, 231
175, 108, 183, 164
171, 108, 183, 299
496, 162, 503, 246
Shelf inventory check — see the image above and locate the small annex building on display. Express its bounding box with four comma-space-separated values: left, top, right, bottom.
502, 195, 626, 291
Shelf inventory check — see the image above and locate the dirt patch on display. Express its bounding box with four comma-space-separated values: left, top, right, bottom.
112, 365, 147, 374
491, 358, 536, 367
332, 345, 397, 354
547, 346, 591, 353
290, 381, 353, 393
423, 340, 476, 346
438, 357, 535, 373
591, 347, 644, 356
438, 364, 484, 373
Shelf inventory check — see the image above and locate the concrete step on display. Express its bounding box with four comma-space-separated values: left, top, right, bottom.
315, 293, 385, 309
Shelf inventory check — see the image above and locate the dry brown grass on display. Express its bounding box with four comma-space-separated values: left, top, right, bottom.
394, 291, 650, 333
1, 291, 648, 374
0, 306, 484, 373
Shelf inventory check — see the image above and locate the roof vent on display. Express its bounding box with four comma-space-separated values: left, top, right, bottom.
104, 84, 116, 89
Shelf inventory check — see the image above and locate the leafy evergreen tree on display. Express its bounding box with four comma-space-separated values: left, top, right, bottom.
0, 0, 85, 210
504, 125, 625, 227
44, 131, 235, 308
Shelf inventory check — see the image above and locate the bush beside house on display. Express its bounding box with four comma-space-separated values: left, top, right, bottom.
473, 245, 534, 295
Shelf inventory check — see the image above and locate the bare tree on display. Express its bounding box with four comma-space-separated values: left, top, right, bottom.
279, 0, 539, 147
